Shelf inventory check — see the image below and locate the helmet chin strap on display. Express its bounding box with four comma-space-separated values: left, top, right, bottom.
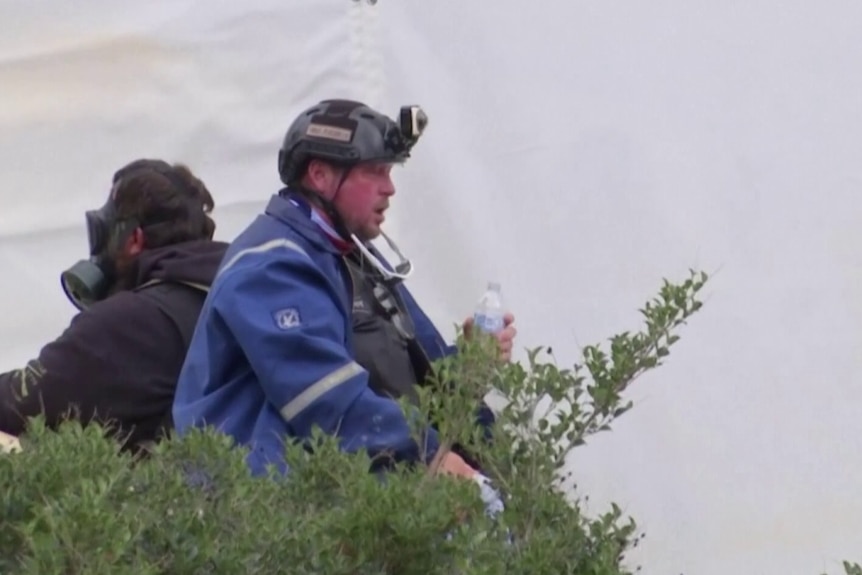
295, 168, 353, 241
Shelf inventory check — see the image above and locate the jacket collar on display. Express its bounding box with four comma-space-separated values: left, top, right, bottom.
264, 192, 342, 255
295, 198, 356, 254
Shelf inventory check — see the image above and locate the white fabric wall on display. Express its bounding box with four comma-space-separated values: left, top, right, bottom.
2, 1, 860, 573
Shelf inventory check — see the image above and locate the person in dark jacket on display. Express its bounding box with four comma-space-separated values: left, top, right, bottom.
172, 100, 517, 487
0, 159, 229, 452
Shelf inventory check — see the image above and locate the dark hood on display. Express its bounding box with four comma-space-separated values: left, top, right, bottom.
131, 239, 229, 288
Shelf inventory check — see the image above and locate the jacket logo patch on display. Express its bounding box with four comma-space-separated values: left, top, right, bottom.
273, 307, 302, 330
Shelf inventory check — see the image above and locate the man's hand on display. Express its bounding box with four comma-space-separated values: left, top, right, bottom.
432, 449, 478, 480
462, 312, 517, 362
431, 449, 509, 529
0, 430, 21, 454
433, 450, 507, 526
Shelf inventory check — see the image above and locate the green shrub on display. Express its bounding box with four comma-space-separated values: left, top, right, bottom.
1, 270, 712, 574
823, 562, 862, 575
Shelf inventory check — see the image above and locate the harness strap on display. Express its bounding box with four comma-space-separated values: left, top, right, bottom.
133, 279, 210, 444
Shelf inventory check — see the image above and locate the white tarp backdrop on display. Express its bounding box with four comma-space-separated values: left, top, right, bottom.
1, 1, 860, 573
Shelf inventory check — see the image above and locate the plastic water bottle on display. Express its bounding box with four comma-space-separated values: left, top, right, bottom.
473, 281, 505, 335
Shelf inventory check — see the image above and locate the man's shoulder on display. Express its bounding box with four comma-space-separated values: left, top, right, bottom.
55, 290, 176, 354
222, 216, 332, 277
79, 289, 170, 325
204, 204, 348, 313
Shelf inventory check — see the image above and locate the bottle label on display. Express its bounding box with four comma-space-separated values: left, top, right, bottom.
474, 312, 504, 334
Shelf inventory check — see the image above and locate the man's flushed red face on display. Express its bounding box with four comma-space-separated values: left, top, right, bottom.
307, 160, 397, 241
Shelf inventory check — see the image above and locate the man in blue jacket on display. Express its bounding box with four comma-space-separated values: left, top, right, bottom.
172, 99, 516, 481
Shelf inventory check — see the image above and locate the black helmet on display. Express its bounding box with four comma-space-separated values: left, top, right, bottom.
277, 99, 428, 186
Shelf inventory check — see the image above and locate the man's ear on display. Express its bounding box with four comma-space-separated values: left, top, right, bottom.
305, 160, 338, 200
124, 227, 145, 256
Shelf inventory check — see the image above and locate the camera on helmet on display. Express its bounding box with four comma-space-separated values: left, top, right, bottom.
399, 105, 428, 141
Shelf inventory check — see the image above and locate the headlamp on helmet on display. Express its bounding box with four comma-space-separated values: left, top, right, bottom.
399, 105, 428, 143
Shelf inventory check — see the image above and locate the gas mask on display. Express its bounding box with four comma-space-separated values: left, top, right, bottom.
60, 194, 137, 311
352, 231, 413, 285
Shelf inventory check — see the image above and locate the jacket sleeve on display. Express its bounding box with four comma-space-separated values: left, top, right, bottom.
0, 358, 49, 436
0, 295, 181, 439
213, 253, 441, 466
0, 313, 116, 436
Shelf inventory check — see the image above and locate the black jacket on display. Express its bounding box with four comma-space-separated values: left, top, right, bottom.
0, 239, 228, 450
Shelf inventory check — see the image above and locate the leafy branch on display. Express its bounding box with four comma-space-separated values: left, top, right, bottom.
823, 561, 862, 575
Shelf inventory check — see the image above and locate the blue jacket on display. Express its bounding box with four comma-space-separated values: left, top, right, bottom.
172, 192, 471, 476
